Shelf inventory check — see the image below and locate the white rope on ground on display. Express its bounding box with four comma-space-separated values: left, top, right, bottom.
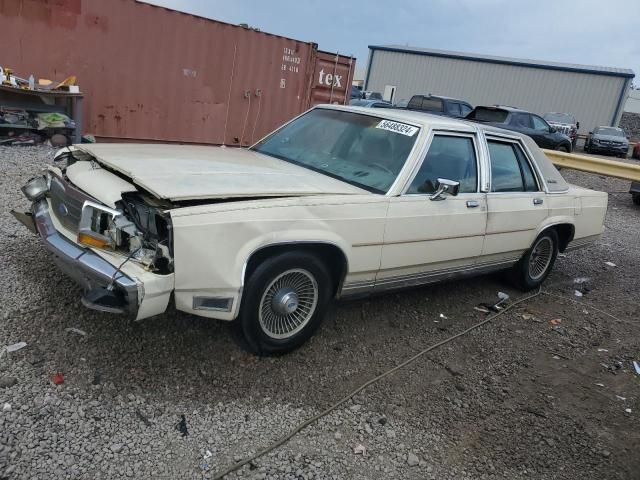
541, 290, 635, 325
212, 288, 544, 479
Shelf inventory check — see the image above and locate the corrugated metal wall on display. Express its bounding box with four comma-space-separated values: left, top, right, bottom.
366, 49, 629, 134
0, 0, 354, 145
624, 89, 640, 114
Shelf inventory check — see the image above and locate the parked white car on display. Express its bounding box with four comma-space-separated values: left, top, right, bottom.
14, 105, 607, 354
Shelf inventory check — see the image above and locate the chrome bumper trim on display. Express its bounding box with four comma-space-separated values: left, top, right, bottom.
30, 199, 140, 315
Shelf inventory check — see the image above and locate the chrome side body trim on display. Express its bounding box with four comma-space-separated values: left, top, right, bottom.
29, 199, 140, 316
341, 257, 520, 297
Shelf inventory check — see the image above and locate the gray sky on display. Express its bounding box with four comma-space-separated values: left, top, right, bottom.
145, 0, 639, 82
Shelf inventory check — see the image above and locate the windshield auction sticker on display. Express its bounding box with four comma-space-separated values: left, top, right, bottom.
376, 120, 419, 136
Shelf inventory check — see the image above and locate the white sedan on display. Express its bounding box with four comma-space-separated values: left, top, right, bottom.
14, 105, 607, 355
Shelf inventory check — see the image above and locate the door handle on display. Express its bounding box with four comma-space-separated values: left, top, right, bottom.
533, 198, 544, 205
466, 200, 480, 208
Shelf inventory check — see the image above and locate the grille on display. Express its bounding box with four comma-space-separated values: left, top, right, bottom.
552, 124, 571, 136
49, 175, 94, 232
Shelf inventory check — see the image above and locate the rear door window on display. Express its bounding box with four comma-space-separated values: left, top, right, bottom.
488, 140, 539, 192
510, 113, 532, 129
447, 102, 462, 116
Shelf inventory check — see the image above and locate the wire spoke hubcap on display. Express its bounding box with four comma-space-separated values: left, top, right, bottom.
528, 237, 553, 280
259, 269, 318, 339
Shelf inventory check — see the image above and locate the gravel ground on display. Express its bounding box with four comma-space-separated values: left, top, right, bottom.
1, 146, 639, 480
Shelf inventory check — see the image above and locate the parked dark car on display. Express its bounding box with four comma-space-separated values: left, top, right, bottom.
544, 112, 579, 149
630, 182, 640, 205
584, 126, 629, 158
466, 106, 573, 152
405, 94, 473, 119
349, 99, 392, 108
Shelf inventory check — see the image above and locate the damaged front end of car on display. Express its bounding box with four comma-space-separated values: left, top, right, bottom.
12, 150, 175, 318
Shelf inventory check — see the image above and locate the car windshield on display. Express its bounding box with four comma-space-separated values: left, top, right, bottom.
466, 108, 509, 123
594, 127, 624, 137
544, 113, 575, 124
252, 109, 419, 193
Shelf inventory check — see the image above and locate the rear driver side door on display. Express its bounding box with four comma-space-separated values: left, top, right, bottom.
481, 135, 548, 264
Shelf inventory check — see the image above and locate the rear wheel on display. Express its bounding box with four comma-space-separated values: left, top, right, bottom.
510, 229, 559, 291
236, 251, 332, 356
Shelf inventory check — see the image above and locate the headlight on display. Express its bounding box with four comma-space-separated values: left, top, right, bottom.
21, 176, 49, 201
78, 201, 124, 249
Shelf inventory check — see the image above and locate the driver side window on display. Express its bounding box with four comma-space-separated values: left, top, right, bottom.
407, 134, 478, 194
531, 115, 550, 132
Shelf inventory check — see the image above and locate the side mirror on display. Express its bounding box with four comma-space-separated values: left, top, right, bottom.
588, 131, 593, 135
430, 178, 460, 201
550, 126, 557, 133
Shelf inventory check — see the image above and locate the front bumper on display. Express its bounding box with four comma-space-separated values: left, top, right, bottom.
13, 199, 141, 316
589, 143, 628, 155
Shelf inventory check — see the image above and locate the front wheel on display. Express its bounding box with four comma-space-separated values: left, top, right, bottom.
510, 229, 559, 291
633, 194, 640, 206
236, 251, 332, 356
557, 145, 570, 153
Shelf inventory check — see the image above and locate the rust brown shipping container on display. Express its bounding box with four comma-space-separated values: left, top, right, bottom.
309, 50, 355, 106
0, 0, 355, 145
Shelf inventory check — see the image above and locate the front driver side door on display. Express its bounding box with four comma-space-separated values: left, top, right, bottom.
530, 114, 556, 149
377, 132, 487, 290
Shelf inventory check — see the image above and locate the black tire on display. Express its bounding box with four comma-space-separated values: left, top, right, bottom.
510, 229, 559, 291
584, 142, 590, 153
236, 251, 332, 356
557, 145, 570, 153
633, 194, 640, 206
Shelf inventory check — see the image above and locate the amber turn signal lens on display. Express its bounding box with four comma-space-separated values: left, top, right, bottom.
78, 232, 109, 249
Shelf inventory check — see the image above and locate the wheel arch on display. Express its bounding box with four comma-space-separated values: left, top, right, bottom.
538, 222, 575, 252
243, 242, 349, 298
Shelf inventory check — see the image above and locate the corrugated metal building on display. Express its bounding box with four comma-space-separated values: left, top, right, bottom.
365, 45, 635, 134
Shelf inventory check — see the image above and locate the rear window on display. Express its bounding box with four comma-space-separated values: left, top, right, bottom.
407, 96, 444, 112
466, 108, 509, 123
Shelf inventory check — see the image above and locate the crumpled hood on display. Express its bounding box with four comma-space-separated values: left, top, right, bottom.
73, 144, 367, 201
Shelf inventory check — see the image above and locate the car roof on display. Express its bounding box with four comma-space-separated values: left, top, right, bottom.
475, 105, 528, 113
411, 93, 470, 103
312, 104, 569, 194
318, 104, 525, 137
